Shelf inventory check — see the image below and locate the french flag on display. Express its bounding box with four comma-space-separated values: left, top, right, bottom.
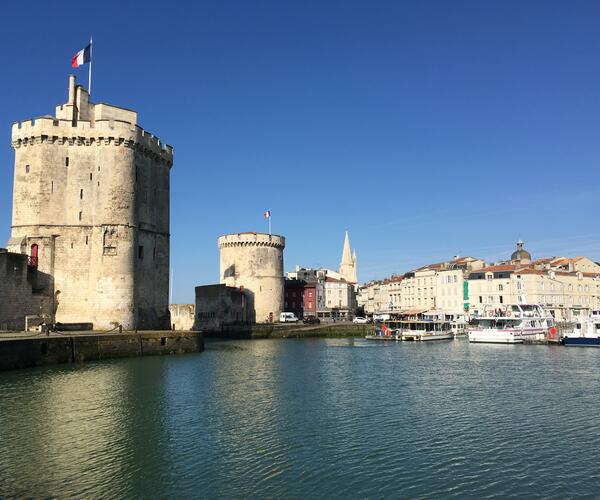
71, 43, 92, 68
263, 210, 271, 219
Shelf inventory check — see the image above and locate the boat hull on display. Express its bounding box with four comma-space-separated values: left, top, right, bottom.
562, 337, 600, 347
468, 331, 523, 344
401, 333, 454, 341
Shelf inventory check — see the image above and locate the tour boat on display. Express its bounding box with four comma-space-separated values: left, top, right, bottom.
562, 310, 600, 347
398, 320, 454, 341
468, 304, 554, 344
365, 325, 399, 341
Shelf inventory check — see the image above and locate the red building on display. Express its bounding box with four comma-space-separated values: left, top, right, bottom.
303, 282, 317, 318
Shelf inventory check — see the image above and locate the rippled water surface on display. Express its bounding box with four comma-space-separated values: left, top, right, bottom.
1, 338, 599, 498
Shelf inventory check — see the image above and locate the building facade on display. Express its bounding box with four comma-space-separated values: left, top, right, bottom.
7, 75, 172, 329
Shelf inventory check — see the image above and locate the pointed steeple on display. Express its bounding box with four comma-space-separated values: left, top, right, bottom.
339, 231, 357, 283
341, 230, 352, 266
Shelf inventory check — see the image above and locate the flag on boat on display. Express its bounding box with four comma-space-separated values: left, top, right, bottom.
263, 210, 271, 219
71, 43, 92, 68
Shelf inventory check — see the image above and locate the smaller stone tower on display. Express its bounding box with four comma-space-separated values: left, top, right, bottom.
339, 231, 358, 283
218, 232, 285, 323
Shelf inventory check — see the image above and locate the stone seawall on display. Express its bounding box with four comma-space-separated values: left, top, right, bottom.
204, 323, 370, 339
0, 331, 203, 371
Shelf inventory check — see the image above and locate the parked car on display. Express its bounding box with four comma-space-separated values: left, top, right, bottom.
303, 315, 320, 325
373, 314, 390, 322
280, 312, 299, 323
353, 316, 368, 324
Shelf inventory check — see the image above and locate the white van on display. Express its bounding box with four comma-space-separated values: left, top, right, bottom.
280, 312, 299, 323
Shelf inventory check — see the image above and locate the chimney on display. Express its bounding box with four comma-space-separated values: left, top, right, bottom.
68, 75, 76, 104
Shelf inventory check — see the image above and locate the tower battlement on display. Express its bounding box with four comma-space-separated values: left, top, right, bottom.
218, 232, 285, 249
12, 117, 173, 165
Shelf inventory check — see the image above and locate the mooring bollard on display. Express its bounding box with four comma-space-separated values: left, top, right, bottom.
119, 324, 123, 334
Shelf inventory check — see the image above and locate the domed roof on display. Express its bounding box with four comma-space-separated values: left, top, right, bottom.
511, 240, 531, 262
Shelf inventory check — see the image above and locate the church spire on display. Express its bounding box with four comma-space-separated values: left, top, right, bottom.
339, 230, 357, 283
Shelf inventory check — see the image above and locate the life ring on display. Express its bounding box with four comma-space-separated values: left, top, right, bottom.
487, 311, 493, 317
506, 311, 511, 317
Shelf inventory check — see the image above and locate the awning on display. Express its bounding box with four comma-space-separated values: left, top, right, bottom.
400, 309, 428, 315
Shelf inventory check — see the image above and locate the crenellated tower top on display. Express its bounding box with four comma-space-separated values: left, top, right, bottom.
11, 75, 173, 166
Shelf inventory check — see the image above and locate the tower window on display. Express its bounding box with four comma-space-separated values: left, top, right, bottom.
98, 166, 100, 171
78, 211, 82, 221
90, 173, 93, 181
138, 245, 144, 259
80, 189, 83, 199
65, 157, 69, 167
51, 181, 53, 193
85, 236, 89, 245
25, 165, 30, 173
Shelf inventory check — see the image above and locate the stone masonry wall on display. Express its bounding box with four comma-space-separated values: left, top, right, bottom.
218, 233, 285, 323
8, 79, 172, 330
0, 250, 53, 331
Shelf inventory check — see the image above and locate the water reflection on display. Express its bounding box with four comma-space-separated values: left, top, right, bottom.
1, 340, 600, 498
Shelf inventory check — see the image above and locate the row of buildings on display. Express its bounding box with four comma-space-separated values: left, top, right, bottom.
358, 241, 600, 321
283, 231, 358, 321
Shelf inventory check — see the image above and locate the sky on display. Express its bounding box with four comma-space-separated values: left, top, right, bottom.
1, 1, 600, 303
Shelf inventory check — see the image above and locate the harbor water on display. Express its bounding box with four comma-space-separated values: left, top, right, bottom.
1, 338, 599, 498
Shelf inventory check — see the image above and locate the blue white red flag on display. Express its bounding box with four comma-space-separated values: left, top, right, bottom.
264, 210, 271, 219
72, 43, 92, 68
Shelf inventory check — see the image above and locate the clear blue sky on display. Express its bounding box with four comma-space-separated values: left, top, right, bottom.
1, 1, 599, 303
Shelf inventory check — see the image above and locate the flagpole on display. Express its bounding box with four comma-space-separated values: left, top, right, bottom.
88, 35, 93, 95
269, 209, 272, 235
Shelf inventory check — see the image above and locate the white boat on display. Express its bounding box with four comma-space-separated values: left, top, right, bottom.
468, 304, 554, 344
398, 320, 454, 341
562, 310, 600, 347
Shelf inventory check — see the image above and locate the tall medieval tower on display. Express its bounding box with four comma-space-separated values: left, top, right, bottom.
339, 230, 357, 283
7, 75, 173, 329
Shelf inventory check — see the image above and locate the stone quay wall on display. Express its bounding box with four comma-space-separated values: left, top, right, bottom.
0, 331, 203, 372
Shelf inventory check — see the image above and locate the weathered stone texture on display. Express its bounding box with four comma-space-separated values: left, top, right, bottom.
169, 304, 195, 330
7, 76, 172, 330
0, 249, 53, 331
218, 232, 285, 323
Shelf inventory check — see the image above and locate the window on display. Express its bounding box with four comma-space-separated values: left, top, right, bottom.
138, 245, 144, 259
25, 165, 30, 173
499, 296, 504, 304
80, 189, 83, 199
90, 173, 93, 180
479, 296, 483, 303
85, 236, 88, 245
78, 211, 82, 221
65, 157, 69, 166
498, 284, 503, 291
51, 181, 53, 193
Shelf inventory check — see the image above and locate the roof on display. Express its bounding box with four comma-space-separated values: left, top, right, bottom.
474, 265, 516, 273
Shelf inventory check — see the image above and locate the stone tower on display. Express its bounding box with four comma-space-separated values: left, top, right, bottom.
7, 75, 173, 329
218, 232, 285, 323
339, 230, 357, 283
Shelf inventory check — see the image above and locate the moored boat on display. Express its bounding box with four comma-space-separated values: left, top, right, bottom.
398, 320, 454, 341
562, 310, 600, 347
365, 324, 399, 340
468, 304, 554, 344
